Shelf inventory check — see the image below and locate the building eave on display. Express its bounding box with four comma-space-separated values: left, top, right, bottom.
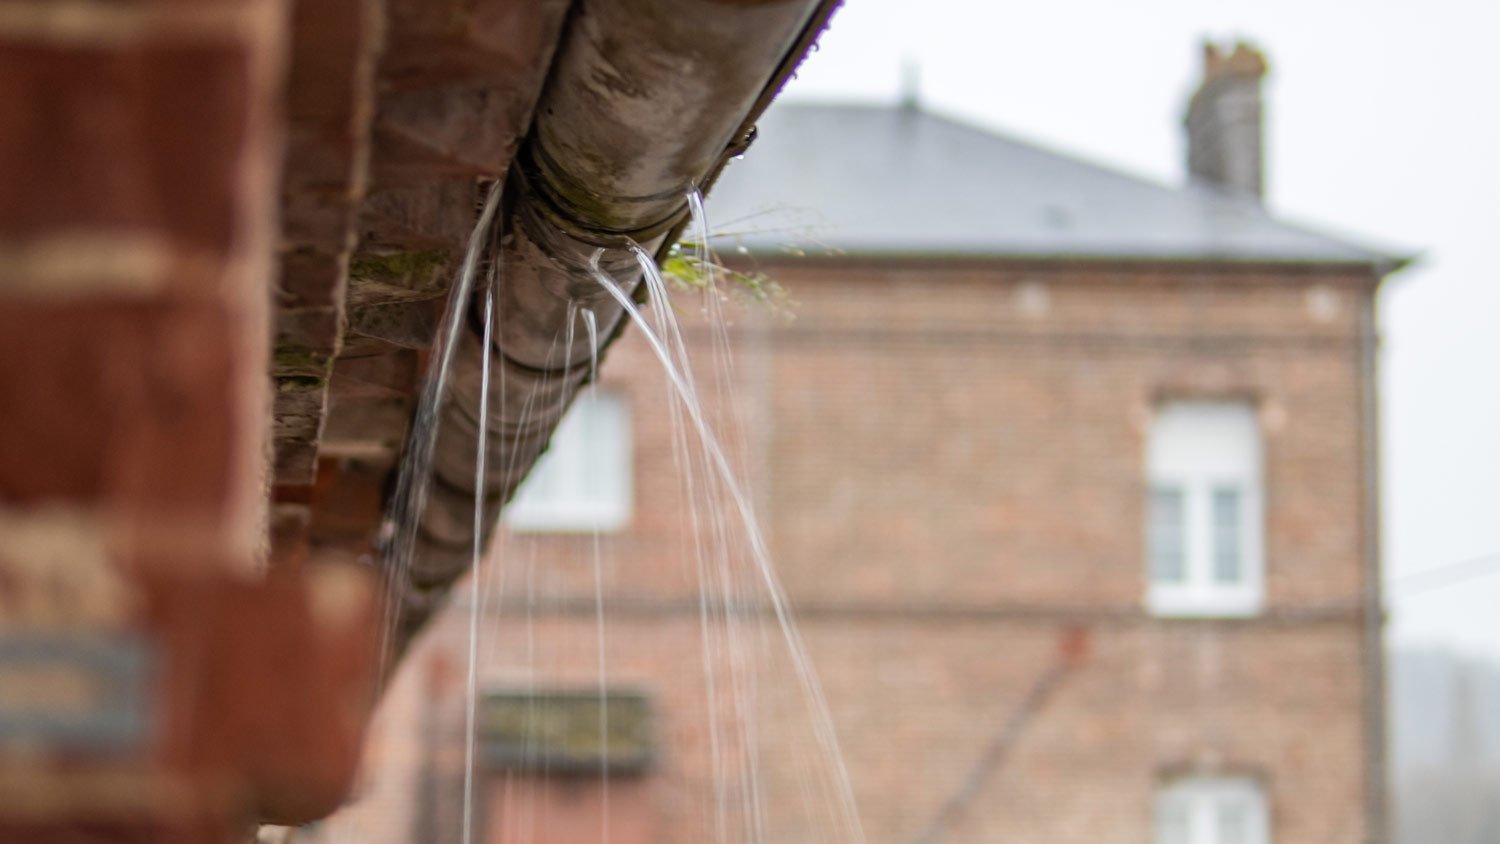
726, 248, 1417, 280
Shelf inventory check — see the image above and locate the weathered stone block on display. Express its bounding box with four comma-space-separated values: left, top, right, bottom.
328, 349, 418, 401
273, 306, 341, 373
0, 40, 254, 255
277, 246, 346, 310
373, 82, 530, 184
358, 181, 477, 251
273, 439, 321, 484
380, 0, 569, 91
347, 248, 453, 306
281, 184, 363, 251
345, 297, 441, 349
305, 457, 391, 549
322, 395, 411, 455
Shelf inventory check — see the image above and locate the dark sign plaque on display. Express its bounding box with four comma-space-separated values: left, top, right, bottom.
479, 689, 656, 775
0, 631, 152, 752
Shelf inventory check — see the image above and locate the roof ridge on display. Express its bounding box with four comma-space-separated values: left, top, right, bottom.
708, 101, 1411, 268
777, 100, 1191, 197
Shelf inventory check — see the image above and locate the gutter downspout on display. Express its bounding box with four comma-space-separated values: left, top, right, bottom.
1359, 269, 1388, 844
387, 0, 843, 649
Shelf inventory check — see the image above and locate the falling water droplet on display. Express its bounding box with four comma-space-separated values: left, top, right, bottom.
589, 247, 868, 844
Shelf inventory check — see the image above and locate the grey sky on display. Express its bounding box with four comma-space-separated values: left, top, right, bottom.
770, 0, 1500, 656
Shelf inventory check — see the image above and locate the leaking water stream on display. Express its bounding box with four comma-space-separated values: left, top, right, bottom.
345, 189, 866, 844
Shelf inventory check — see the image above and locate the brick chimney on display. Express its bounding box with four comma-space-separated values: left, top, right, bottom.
1184, 41, 1268, 200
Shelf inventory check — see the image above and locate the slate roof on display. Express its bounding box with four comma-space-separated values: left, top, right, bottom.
705, 103, 1407, 268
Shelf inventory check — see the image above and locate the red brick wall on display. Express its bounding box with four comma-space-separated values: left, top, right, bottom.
751, 261, 1378, 843
0, 2, 283, 571
0, 5, 380, 837
763, 262, 1371, 614
324, 257, 1381, 844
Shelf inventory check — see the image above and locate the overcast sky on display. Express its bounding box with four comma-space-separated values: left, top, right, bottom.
772, 0, 1500, 657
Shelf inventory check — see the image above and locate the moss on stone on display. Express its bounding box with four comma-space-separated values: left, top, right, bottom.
271, 346, 329, 373
349, 249, 450, 289
278, 374, 327, 390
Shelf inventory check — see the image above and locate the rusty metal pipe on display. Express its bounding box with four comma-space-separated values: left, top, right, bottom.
388, 0, 839, 645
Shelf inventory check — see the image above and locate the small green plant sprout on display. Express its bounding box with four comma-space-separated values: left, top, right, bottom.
661, 239, 789, 310
659, 207, 845, 316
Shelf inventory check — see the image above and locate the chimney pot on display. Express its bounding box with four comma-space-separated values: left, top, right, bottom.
1185, 40, 1268, 200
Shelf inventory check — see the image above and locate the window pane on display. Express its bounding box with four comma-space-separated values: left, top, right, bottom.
1217, 799, 1250, 844
1149, 486, 1187, 583
1146, 401, 1265, 616
1157, 778, 1267, 844
1212, 486, 1242, 584
1154, 800, 1192, 844
507, 393, 631, 531
579, 398, 613, 500
520, 449, 562, 501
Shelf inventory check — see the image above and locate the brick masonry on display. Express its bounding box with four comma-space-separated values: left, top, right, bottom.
316, 256, 1384, 844
0, 0, 281, 575
0, 4, 380, 838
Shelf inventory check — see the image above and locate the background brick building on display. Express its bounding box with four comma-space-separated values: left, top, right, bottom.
316, 42, 1407, 844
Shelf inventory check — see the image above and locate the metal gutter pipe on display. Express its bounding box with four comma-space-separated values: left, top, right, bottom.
387, 0, 843, 648
1358, 273, 1389, 844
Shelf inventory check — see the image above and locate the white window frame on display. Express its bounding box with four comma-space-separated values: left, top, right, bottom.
505, 391, 632, 533
1145, 401, 1264, 617
1154, 776, 1270, 844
